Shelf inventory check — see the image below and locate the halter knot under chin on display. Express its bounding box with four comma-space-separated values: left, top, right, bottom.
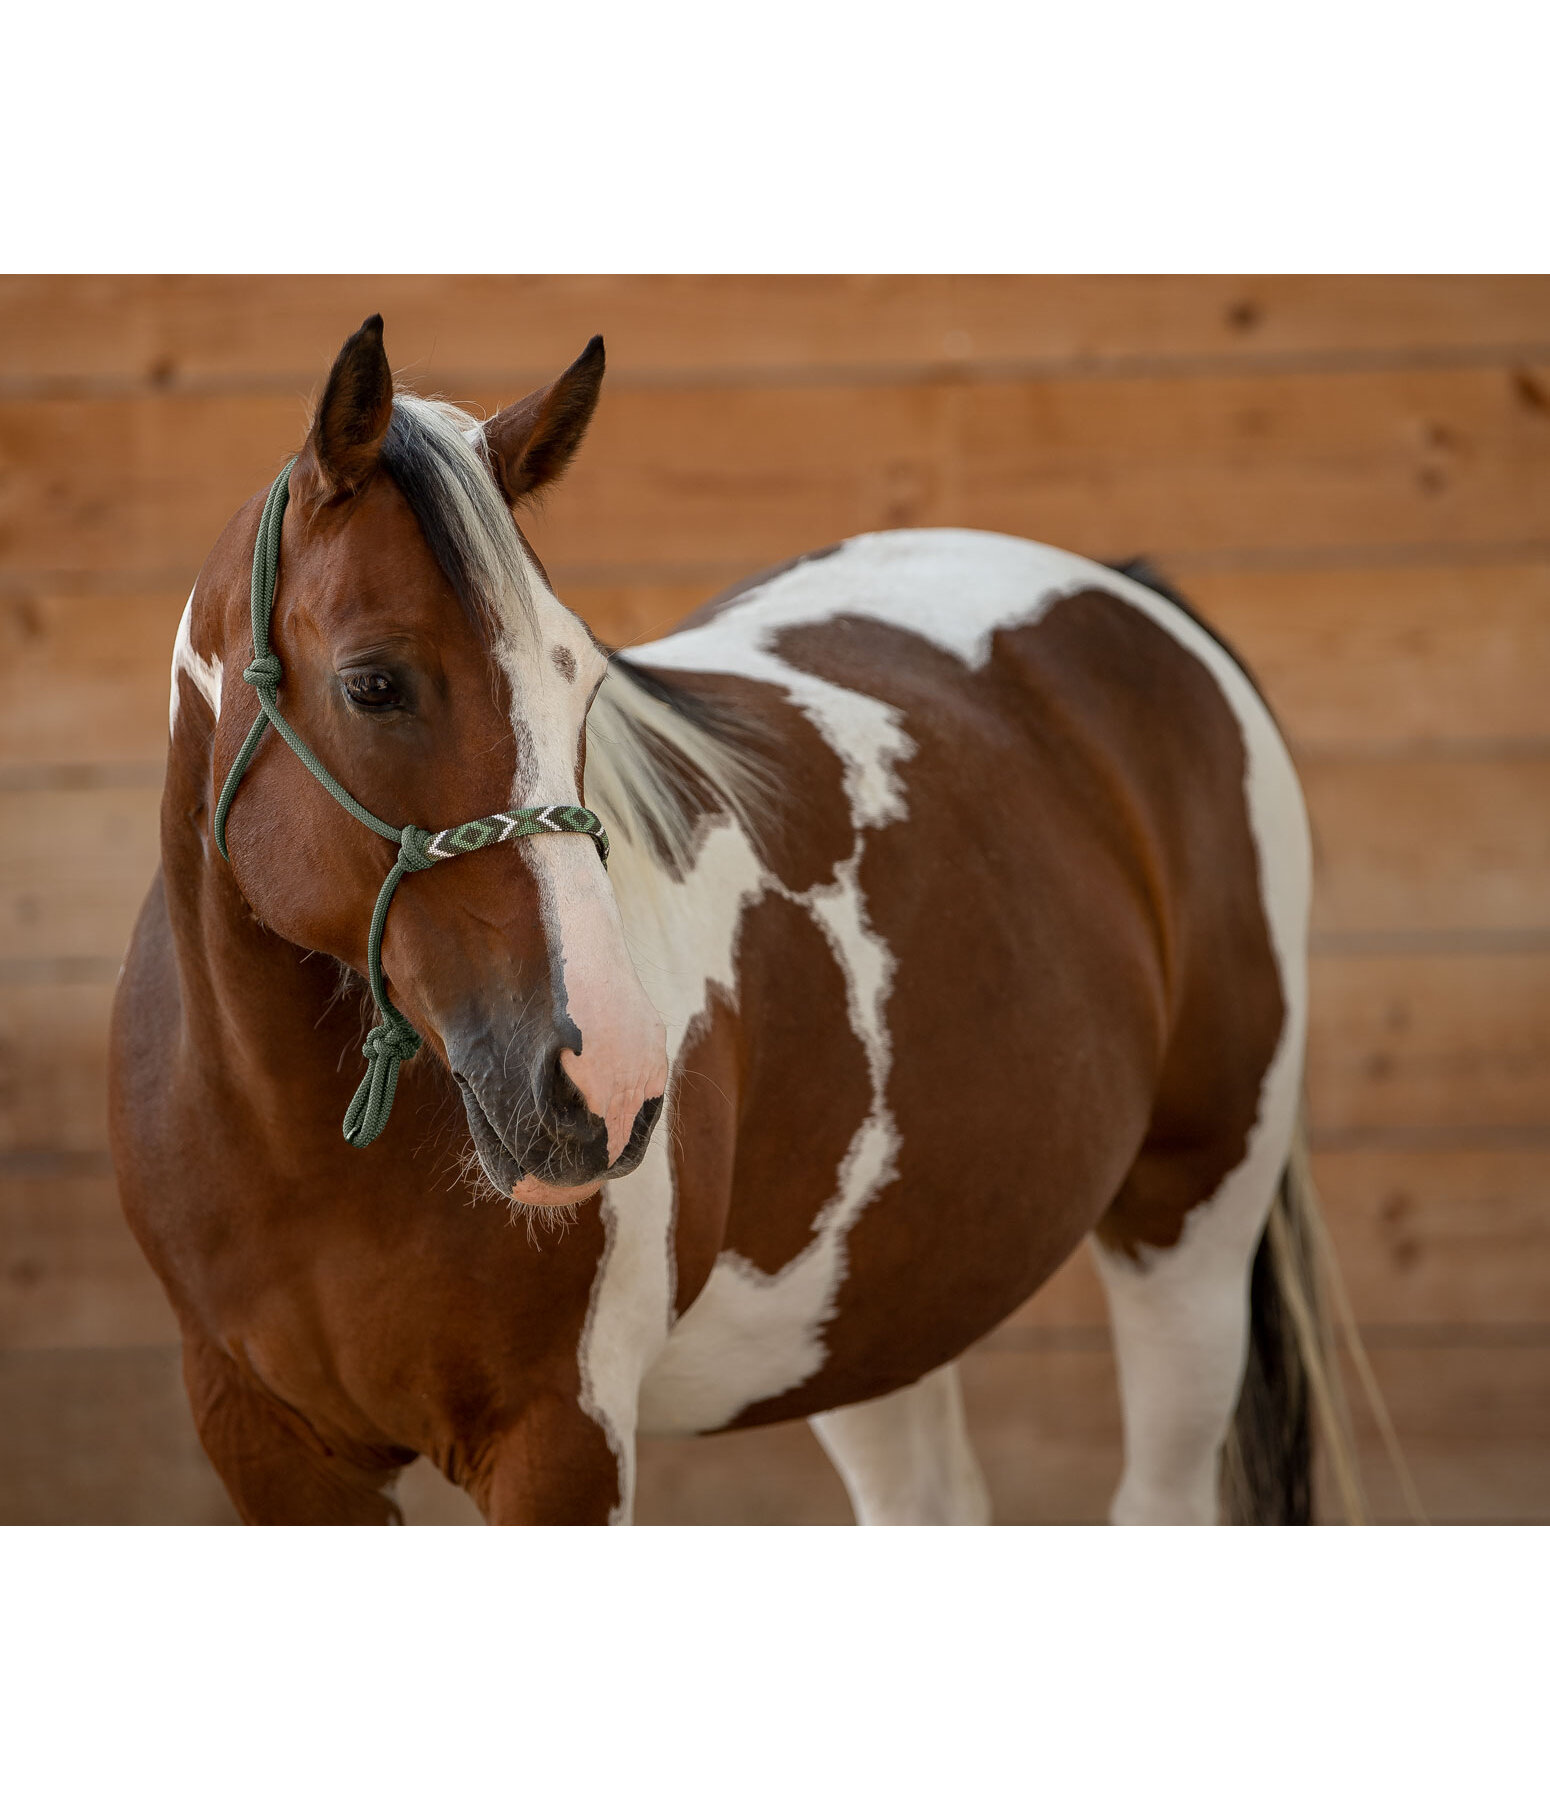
211, 460, 610, 1151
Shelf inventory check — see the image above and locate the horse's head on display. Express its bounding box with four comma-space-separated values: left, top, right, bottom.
210, 315, 667, 1205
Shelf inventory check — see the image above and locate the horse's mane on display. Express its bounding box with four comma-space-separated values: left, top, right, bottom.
586, 655, 774, 876
381, 393, 538, 633
379, 389, 771, 879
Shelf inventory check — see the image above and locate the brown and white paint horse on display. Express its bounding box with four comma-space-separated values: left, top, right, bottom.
113, 315, 1334, 1525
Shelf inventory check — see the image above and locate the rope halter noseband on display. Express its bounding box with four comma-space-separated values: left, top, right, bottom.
212, 460, 610, 1150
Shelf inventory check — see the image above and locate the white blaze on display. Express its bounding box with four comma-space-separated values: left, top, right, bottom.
528, 833, 668, 1164
499, 572, 668, 1177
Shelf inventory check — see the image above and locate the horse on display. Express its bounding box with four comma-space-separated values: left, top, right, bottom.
111, 313, 1345, 1525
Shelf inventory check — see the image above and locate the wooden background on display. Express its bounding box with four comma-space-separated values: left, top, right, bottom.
2, 275, 1547, 1524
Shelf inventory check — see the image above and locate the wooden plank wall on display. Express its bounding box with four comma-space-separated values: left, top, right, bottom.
2, 275, 1548, 1524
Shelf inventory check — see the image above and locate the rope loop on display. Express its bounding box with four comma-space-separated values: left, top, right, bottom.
396, 824, 435, 873
243, 653, 282, 691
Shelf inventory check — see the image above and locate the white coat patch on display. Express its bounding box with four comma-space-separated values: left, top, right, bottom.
169, 587, 221, 734
635, 842, 899, 1433
574, 529, 1309, 1505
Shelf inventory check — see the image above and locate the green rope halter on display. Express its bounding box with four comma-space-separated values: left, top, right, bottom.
213, 460, 610, 1150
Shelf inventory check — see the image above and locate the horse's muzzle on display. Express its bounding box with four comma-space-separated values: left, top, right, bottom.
448, 1023, 663, 1202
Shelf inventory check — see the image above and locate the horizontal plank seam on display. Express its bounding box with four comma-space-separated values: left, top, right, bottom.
8, 940, 1550, 986
9, 1131, 1550, 1176
973, 1322, 1550, 1355
8, 935, 1550, 985
0, 762, 165, 792
10, 742, 1550, 796
515, 539, 1550, 587
0, 1152, 114, 1178
8, 747, 1550, 789
5, 1130, 1550, 1163
1310, 1126, 1550, 1152
0, 957, 124, 985
2, 1325, 1546, 1366
7, 539, 1550, 600
1310, 931, 1550, 957
5, 339, 1550, 401
1294, 741, 1550, 763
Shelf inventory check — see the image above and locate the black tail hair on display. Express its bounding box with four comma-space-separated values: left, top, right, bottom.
1222, 1173, 1315, 1524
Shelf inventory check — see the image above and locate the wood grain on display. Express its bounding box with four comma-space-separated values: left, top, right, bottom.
0, 1347, 236, 1525
0, 392, 299, 577
0, 1176, 175, 1350
1192, 558, 1550, 752
0, 984, 114, 1156
7, 363, 1550, 580
1304, 756, 1550, 937
1307, 953, 1550, 1135
5, 275, 1549, 386
947, 363, 1550, 564
0, 788, 159, 961
0, 586, 189, 766
1314, 1150, 1550, 1326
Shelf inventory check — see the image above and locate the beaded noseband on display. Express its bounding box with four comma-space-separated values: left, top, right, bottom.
212, 460, 610, 1149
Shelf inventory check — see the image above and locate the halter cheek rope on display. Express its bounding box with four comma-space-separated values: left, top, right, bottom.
213, 460, 610, 1150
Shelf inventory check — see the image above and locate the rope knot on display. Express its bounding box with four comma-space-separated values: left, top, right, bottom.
363, 1018, 422, 1064
343, 1012, 422, 1148
397, 824, 435, 872
243, 653, 282, 691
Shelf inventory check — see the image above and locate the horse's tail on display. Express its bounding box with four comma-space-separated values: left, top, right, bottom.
1223, 1104, 1417, 1524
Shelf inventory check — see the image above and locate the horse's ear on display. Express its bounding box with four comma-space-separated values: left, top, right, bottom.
484, 336, 605, 503
292, 315, 394, 506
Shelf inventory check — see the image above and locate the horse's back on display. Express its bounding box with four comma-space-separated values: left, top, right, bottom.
633, 530, 1309, 1429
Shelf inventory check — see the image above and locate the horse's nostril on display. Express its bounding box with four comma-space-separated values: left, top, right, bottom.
628, 1094, 664, 1155
546, 1050, 590, 1121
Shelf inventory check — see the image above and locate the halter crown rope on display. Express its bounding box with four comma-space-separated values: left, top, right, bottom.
212, 460, 610, 1150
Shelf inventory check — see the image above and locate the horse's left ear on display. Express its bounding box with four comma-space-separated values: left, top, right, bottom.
292, 314, 395, 508
484, 336, 605, 503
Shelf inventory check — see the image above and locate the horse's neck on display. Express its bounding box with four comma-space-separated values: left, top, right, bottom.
161, 712, 354, 1087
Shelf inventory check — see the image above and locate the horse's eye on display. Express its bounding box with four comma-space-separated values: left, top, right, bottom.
342, 670, 402, 711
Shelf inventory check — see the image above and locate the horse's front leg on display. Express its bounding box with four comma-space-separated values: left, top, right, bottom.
183, 1333, 409, 1525
470, 1388, 631, 1525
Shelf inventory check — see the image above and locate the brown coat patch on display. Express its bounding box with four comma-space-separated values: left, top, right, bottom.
668, 990, 741, 1321
719, 892, 873, 1277
718, 588, 1283, 1422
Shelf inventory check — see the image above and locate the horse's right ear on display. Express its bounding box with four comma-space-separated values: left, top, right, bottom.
483, 336, 606, 503
292, 315, 394, 507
